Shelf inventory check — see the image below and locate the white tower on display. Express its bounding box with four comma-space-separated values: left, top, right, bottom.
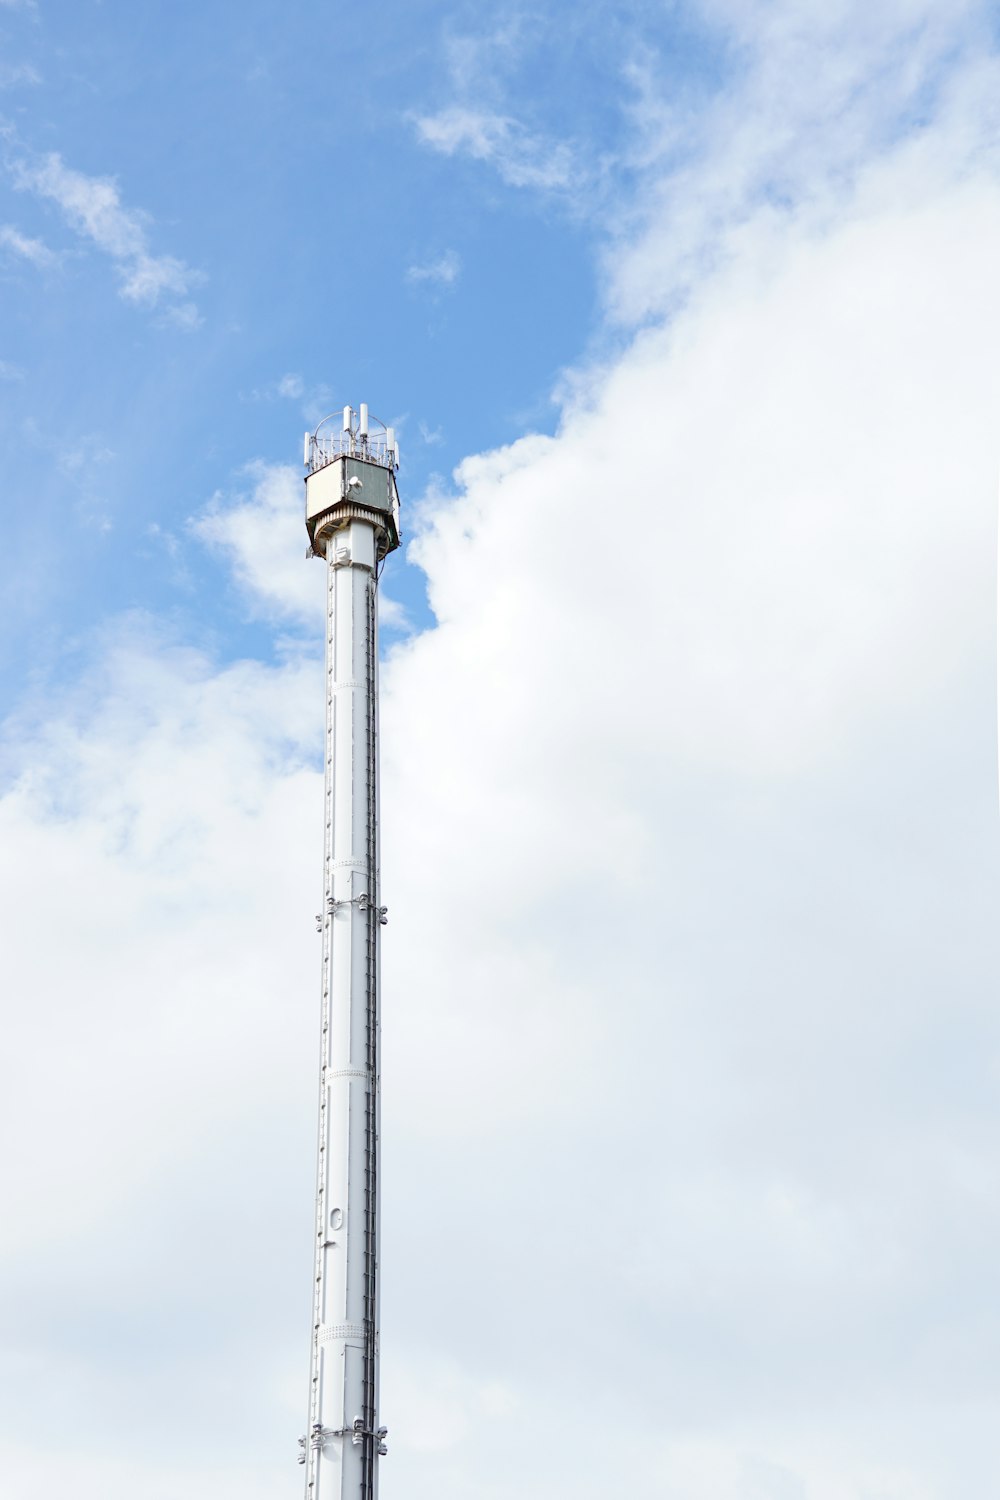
299, 406, 400, 1500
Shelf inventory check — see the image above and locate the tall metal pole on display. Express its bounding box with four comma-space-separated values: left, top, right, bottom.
299, 409, 400, 1500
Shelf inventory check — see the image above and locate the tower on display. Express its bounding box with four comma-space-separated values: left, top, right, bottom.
299, 405, 400, 1500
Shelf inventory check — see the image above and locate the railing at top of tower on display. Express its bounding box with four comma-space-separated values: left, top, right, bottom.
305, 407, 400, 476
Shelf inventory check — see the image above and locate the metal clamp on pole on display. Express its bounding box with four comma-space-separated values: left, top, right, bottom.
349, 1418, 388, 1455
298, 1423, 352, 1463
299, 1416, 365, 1464
326, 893, 388, 924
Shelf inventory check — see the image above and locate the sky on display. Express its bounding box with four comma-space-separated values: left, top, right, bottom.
2, 2, 1000, 1497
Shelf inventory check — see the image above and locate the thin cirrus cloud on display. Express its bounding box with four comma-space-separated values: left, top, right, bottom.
0, 222, 58, 267
412, 106, 575, 190
10, 150, 203, 324
240, 372, 306, 403
405, 249, 461, 286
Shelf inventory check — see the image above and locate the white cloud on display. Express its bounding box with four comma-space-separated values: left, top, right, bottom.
411, 19, 583, 193
378, 106, 1000, 1496
276, 371, 304, 398
405, 249, 461, 286
606, 0, 997, 322
11, 151, 203, 318
193, 461, 411, 635
416, 177, 998, 783
0, 222, 57, 267
191, 461, 322, 624
413, 106, 576, 190
5, 9, 1000, 1500
6, 129, 1000, 1485
377, 587, 410, 633
0, 1445, 287, 1500
0, 627, 321, 1483
0, 358, 23, 380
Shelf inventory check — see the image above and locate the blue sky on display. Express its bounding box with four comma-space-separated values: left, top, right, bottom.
4, 3, 1000, 1498
0, 0, 725, 695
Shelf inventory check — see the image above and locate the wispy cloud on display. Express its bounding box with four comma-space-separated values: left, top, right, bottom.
605, 0, 997, 323
145, 521, 181, 560
241, 373, 360, 430
160, 300, 202, 331
0, 222, 58, 267
144, 521, 192, 590
240, 371, 307, 403
0, 63, 41, 87
405, 249, 461, 286
0, 357, 23, 381
414, 107, 575, 190
441, 18, 530, 94
52, 431, 116, 532
10, 151, 203, 322
410, 19, 584, 196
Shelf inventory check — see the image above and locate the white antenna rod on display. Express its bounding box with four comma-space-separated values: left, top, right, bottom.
359, 403, 369, 438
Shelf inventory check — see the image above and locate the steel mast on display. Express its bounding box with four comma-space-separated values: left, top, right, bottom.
299, 405, 400, 1500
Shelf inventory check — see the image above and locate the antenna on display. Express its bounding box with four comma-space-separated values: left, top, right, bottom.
305, 411, 401, 476
299, 404, 401, 1500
